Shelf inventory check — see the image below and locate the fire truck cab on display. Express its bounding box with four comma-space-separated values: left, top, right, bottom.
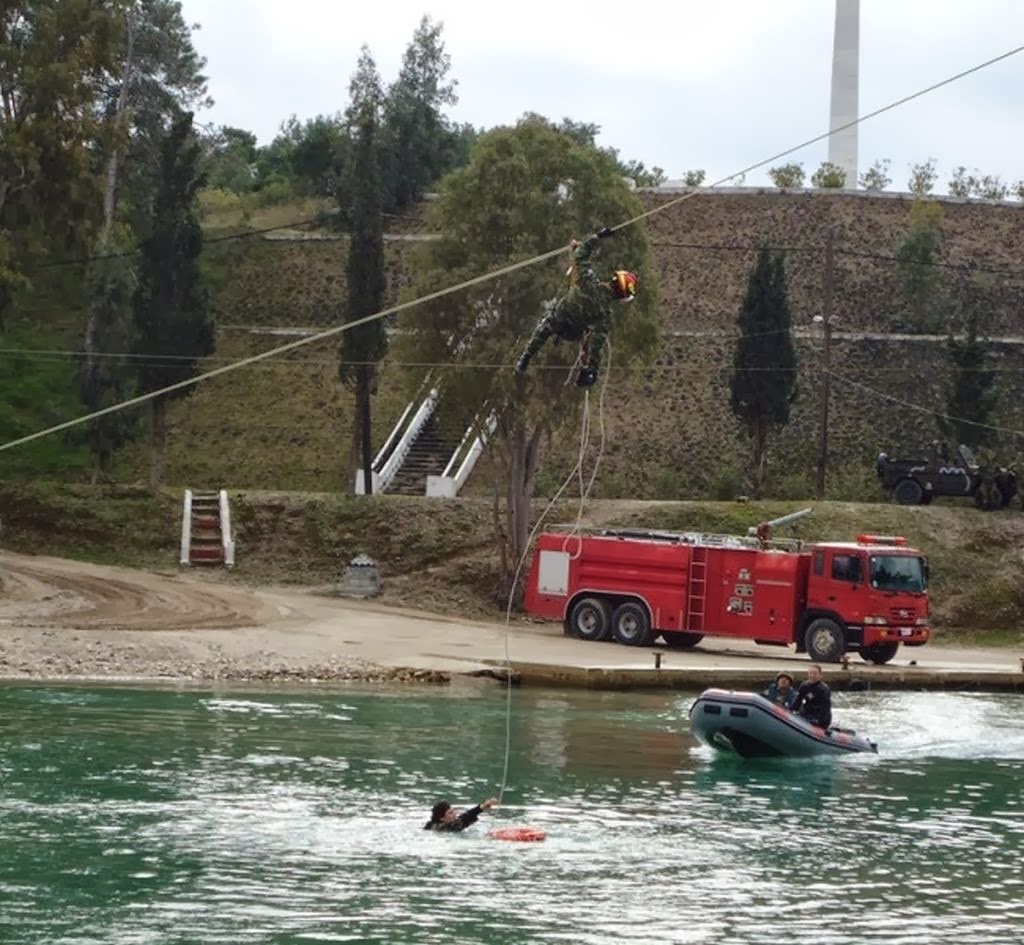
522, 525, 930, 665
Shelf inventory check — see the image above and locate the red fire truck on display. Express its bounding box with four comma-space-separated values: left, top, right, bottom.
522, 510, 931, 665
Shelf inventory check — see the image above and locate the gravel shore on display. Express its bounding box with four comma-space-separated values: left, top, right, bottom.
2, 551, 1020, 690
0, 627, 451, 684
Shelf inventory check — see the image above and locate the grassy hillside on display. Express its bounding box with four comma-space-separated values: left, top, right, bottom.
113, 190, 1024, 498
5, 189, 1024, 502
2, 482, 1022, 647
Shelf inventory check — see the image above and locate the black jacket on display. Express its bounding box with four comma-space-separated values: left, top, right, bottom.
792, 680, 832, 729
423, 805, 483, 832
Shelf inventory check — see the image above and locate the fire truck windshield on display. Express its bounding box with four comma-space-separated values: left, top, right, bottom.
869, 555, 927, 593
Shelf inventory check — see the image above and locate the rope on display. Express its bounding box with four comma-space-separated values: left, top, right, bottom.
562, 337, 612, 560
4, 42, 1021, 456
496, 364, 602, 804
495, 335, 615, 804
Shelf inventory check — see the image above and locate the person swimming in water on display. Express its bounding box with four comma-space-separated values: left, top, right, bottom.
423, 796, 499, 832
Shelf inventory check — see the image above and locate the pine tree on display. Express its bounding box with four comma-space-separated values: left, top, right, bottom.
340, 46, 388, 495
940, 310, 997, 450
729, 246, 798, 497
382, 15, 458, 209
133, 111, 214, 491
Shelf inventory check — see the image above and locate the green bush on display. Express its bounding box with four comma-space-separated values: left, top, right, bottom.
197, 187, 245, 221
0, 323, 91, 479
826, 465, 881, 502
709, 466, 742, 500
245, 180, 297, 209
595, 470, 628, 498
651, 467, 685, 500
769, 471, 814, 501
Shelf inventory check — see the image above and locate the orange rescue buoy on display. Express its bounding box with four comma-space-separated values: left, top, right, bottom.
487, 826, 547, 842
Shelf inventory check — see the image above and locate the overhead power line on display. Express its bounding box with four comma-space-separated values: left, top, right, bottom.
3, 41, 1023, 455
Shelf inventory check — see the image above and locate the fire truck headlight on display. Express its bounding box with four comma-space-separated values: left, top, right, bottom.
863, 616, 888, 625
915, 618, 928, 626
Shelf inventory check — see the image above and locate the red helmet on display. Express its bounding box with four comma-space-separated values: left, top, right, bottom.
611, 269, 638, 300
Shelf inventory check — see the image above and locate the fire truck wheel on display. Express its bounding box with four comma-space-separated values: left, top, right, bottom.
611, 601, 654, 647
568, 597, 611, 641
661, 631, 704, 649
858, 642, 899, 664
804, 618, 845, 663
892, 479, 924, 505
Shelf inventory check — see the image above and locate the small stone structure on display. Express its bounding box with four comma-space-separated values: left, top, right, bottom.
338, 553, 381, 598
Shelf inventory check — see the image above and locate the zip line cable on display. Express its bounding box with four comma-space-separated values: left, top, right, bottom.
605, 43, 1024, 234
3, 41, 1022, 461
0, 243, 565, 454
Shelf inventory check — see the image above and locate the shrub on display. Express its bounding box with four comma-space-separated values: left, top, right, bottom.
709, 467, 742, 500
768, 162, 805, 189
859, 159, 891, 192
811, 161, 847, 188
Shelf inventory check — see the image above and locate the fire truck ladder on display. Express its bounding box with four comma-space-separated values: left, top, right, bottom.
686, 546, 708, 632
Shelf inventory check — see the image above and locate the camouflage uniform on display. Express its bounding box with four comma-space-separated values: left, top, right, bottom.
975, 449, 1003, 510
515, 233, 614, 386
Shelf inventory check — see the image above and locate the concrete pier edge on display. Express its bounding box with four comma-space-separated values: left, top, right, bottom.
471, 661, 1024, 693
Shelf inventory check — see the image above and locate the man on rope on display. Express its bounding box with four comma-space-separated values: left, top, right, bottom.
514, 226, 638, 388
423, 796, 499, 832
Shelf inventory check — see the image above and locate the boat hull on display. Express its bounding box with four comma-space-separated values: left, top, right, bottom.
689, 688, 878, 758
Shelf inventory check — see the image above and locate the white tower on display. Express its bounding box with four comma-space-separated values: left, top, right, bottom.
828, 0, 860, 187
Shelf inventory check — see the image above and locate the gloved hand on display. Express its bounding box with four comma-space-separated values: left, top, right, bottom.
596, 226, 614, 238
576, 366, 598, 388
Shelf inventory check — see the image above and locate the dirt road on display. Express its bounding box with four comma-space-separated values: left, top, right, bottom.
1, 552, 1021, 688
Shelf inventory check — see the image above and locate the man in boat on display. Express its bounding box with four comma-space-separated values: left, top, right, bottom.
763, 672, 797, 709
514, 227, 639, 388
424, 796, 499, 832
791, 664, 832, 729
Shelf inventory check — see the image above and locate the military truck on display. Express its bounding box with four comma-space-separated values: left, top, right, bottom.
876, 442, 1017, 509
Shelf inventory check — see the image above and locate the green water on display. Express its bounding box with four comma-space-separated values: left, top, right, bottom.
1, 681, 1022, 944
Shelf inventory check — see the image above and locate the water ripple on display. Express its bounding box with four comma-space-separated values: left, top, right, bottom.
1, 685, 1022, 944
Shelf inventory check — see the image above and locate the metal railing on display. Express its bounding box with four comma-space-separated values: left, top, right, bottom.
372, 389, 439, 493
179, 489, 193, 565
219, 490, 236, 568
427, 411, 496, 498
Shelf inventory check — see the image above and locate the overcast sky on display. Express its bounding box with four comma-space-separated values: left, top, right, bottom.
177, 0, 1024, 190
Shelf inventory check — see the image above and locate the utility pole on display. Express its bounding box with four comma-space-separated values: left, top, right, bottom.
815, 229, 836, 499
360, 364, 374, 496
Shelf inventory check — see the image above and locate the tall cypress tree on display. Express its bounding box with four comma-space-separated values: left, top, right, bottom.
133, 111, 214, 491
340, 46, 388, 494
729, 246, 798, 497
940, 309, 997, 449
